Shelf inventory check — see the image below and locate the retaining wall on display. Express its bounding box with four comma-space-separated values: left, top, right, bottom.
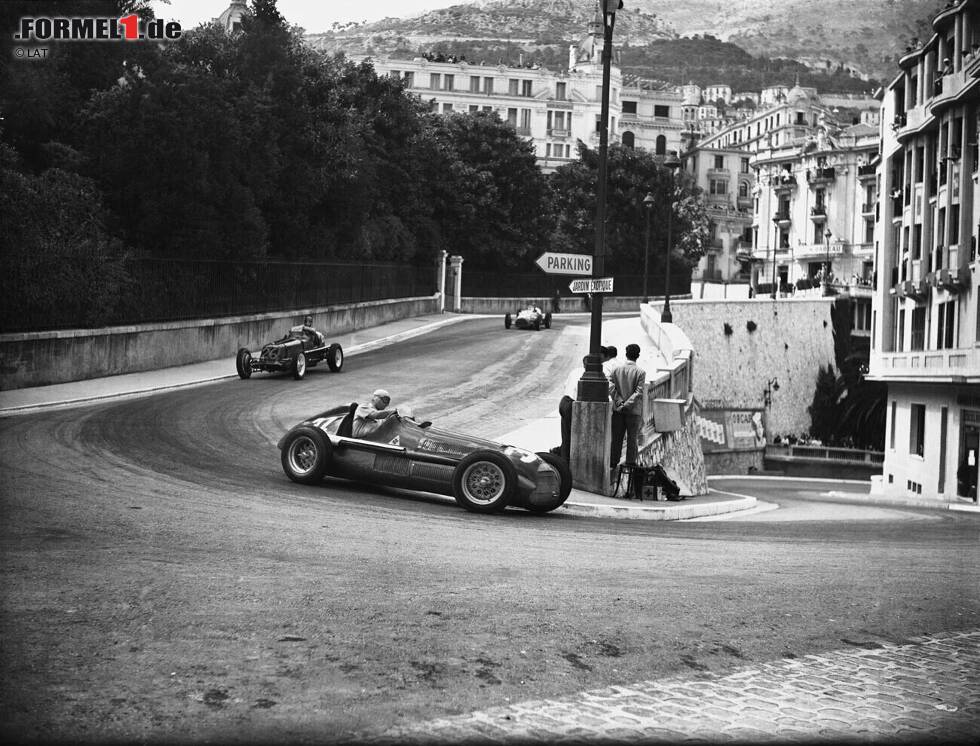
0, 296, 439, 390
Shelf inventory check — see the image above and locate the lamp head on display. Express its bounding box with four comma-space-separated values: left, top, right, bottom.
643, 192, 655, 208
663, 150, 681, 171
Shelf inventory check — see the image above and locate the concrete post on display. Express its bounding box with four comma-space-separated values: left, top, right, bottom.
449, 255, 464, 312
570, 400, 614, 495
435, 250, 448, 313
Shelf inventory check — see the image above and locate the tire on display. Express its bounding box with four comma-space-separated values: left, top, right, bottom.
527, 452, 573, 513
280, 426, 332, 484
533, 319, 541, 331
292, 351, 306, 380
326, 343, 344, 372
451, 450, 518, 513
544, 312, 552, 329
504, 313, 512, 329
236, 348, 253, 379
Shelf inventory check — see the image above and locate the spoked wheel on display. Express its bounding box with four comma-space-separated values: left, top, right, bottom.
327, 344, 344, 372
292, 352, 307, 380
280, 427, 332, 484
451, 450, 517, 514
235, 348, 253, 379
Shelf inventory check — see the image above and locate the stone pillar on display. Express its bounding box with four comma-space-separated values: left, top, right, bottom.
449, 255, 464, 312
570, 400, 614, 495
435, 250, 448, 313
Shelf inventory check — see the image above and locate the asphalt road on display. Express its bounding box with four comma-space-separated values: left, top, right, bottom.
1, 316, 978, 744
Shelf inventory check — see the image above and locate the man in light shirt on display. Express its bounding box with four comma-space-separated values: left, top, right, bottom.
608, 343, 645, 467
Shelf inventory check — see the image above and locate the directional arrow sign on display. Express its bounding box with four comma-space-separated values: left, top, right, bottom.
534, 252, 593, 275
569, 277, 614, 294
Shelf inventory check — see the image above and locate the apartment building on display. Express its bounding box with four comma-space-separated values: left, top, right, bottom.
869, 0, 980, 504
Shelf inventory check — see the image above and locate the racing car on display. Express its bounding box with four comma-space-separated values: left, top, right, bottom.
504, 305, 552, 331
278, 404, 572, 514
236, 325, 343, 380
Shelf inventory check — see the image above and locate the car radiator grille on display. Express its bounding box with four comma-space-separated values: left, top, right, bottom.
410, 462, 453, 482
373, 455, 411, 475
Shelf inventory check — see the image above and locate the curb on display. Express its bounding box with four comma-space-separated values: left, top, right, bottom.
559, 495, 757, 521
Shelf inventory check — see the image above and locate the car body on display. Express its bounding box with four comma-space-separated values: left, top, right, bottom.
277, 404, 572, 514
504, 306, 552, 331
236, 326, 343, 380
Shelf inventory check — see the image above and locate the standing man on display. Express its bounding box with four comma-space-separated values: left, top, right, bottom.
608, 343, 646, 467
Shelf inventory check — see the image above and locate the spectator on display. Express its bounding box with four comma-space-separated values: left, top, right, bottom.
601, 345, 619, 378
608, 343, 646, 467
552, 288, 561, 314
556, 355, 589, 461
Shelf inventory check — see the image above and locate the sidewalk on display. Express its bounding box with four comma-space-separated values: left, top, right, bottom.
0, 313, 755, 521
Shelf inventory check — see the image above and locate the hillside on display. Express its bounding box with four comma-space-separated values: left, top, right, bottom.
306, 0, 942, 89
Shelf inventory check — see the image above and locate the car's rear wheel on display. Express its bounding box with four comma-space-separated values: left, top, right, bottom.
451, 450, 517, 513
527, 452, 573, 513
281, 427, 331, 484
292, 352, 306, 380
504, 313, 512, 329
327, 344, 344, 372
544, 312, 552, 329
236, 348, 253, 379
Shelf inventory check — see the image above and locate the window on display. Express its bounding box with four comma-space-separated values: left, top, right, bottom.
483, 77, 494, 95
403, 72, 414, 87
506, 108, 517, 127
519, 108, 531, 132
442, 103, 453, 113
713, 155, 725, 170
655, 135, 666, 154
709, 179, 727, 195
430, 73, 441, 90
796, 111, 805, 124
622, 131, 635, 148
898, 308, 906, 350
522, 80, 532, 97
509, 78, 519, 95
740, 157, 750, 173
654, 104, 669, 118
470, 76, 481, 92
909, 403, 926, 457
444, 74, 454, 91
911, 306, 926, 351
469, 105, 479, 113
555, 82, 566, 100
937, 301, 956, 349
890, 401, 897, 449
814, 223, 826, 244
622, 100, 637, 115
738, 182, 749, 198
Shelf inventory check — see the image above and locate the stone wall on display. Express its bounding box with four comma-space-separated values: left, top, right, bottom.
0, 296, 439, 390
639, 407, 710, 497
653, 297, 836, 438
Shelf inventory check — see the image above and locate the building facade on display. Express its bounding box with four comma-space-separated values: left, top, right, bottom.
869, 0, 980, 504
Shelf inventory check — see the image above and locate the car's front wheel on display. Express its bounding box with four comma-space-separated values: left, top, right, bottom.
526, 452, 573, 513
451, 450, 517, 513
327, 343, 344, 372
236, 348, 253, 379
292, 352, 306, 380
281, 427, 331, 484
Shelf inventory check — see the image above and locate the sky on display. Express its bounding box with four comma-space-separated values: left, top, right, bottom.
150, 0, 465, 33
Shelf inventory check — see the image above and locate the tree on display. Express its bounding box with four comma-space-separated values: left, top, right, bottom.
549, 143, 707, 277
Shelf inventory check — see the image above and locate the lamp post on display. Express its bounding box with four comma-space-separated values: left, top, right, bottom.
577, 0, 621, 401
771, 216, 780, 299
642, 192, 654, 303
824, 228, 832, 289
661, 151, 681, 323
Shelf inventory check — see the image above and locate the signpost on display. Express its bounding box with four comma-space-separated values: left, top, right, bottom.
568, 277, 614, 294
534, 252, 593, 276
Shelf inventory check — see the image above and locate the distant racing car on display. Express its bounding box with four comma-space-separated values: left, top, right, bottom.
236, 325, 343, 380
504, 305, 552, 331
278, 404, 572, 514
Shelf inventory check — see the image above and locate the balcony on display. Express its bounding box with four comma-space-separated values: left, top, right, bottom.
930, 267, 970, 292
857, 164, 877, 179
772, 172, 797, 192
810, 205, 827, 220
547, 128, 570, 137
807, 167, 836, 184
869, 346, 980, 384
861, 202, 875, 215
707, 167, 730, 178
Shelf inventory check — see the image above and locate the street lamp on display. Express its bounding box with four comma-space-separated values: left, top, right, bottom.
577, 0, 621, 402
661, 151, 681, 323
824, 228, 832, 288
642, 192, 655, 303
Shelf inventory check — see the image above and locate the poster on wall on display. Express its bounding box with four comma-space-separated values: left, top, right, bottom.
697, 408, 766, 452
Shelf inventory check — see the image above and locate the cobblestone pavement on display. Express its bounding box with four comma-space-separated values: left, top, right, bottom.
363, 629, 980, 744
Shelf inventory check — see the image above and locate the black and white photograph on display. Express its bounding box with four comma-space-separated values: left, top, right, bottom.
1, 0, 978, 742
